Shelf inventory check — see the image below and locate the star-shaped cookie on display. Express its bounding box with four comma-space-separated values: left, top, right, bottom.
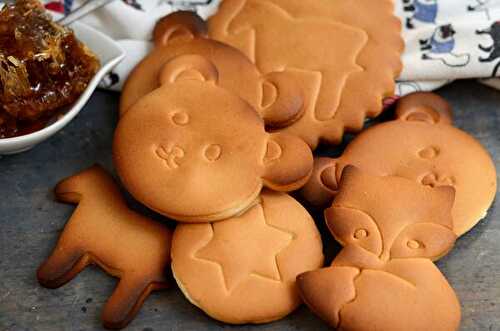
196, 204, 293, 292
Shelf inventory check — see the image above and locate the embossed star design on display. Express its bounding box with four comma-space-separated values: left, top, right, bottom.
196, 204, 294, 292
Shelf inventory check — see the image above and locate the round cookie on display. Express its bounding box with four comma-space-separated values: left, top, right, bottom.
171, 190, 324, 324
208, 0, 404, 147
113, 59, 313, 223
300, 93, 497, 236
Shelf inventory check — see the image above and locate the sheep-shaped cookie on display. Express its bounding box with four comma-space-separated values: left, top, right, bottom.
208, 0, 404, 147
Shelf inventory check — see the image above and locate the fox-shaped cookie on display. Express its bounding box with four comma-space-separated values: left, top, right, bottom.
297, 166, 461, 331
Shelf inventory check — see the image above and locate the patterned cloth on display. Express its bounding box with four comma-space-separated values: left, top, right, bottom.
41, 0, 500, 94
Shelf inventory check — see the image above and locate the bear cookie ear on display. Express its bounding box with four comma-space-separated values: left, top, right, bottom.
153, 11, 208, 47
262, 133, 313, 191
299, 157, 343, 207
395, 92, 453, 125
159, 54, 219, 85
260, 71, 306, 129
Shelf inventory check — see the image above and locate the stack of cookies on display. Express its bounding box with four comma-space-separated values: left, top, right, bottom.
36, 1, 497, 330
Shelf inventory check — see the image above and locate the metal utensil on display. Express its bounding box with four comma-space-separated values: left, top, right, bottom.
57, 0, 116, 26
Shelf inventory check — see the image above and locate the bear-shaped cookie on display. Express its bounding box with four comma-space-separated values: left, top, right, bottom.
37, 166, 172, 329
297, 166, 461, 331
113, 56, 313, 222
208, 0, 404, 147
120, 11, 307, 129
300, 92, 497, 236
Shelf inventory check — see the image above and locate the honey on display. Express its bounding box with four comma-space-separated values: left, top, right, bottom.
0, 0, 100, 138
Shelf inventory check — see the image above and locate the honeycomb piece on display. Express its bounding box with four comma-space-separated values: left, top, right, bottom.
0, 0, 100, 138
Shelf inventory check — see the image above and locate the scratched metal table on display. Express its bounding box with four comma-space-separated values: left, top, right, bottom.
0, 80, 499, 331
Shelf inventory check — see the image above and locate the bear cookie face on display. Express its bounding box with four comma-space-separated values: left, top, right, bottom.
113, 57, 313, 223
300, 92, 497, 236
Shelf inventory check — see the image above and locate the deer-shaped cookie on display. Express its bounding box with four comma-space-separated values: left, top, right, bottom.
297, 166, 461, 331
300, 92, 497, 236
37, 165, 172, 329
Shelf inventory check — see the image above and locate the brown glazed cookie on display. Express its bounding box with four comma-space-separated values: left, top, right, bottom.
208, 0, 404, 147
37, 166, 172, 329
297, 166, 461, 331
171, 190, 324, 324
300, 92, 497, 236
114, 60, 313, 223
120, 11, 306, 129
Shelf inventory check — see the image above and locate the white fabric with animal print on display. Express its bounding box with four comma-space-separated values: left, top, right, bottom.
42, 0, 500, 93
397, 0, 500, 94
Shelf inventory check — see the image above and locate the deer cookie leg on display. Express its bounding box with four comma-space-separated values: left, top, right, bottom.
37, 247, 89, 288
101, 276, 161, 329
297, 266, 359, 328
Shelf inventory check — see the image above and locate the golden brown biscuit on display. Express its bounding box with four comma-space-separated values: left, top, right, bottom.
300, 92, 497, 236
114, 59, 313, 223
171, 190, 324, 324
37, 165, 172, 329
121, 11, 305, 129
208, 0, 404, 147
297, 166, 461, 331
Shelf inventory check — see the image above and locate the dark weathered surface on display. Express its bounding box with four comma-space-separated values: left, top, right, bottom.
0, 80, 499, 331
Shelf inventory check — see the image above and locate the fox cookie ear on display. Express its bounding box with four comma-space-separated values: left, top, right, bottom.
300, 157, 343, 207
260, 71, 306, 129
153, 11, 208, 47
159, 54, 219, 85
395, 92, 453, 125
262, 133, 313, 191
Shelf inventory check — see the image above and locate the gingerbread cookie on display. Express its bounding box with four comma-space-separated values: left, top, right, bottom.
208, 0, 404, 147
114, 56, 313, 223
171, 190, 324, 324
300, 92, 497, 236
297, 166, 461, 331
37, 166, 172, 329
121, 12, 306, 129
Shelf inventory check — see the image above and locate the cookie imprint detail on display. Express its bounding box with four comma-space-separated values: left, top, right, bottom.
156, 144, 185, 169
420, 172, 456, 188
354, 229, 368, 239
195, 204, 293, 292
407, 240, 422, 249
171, 111, 190, 125
204, 144, 222, 161
221, 0, 366, 121
418, 146, 440, 159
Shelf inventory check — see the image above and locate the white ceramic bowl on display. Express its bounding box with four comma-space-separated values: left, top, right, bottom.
0, 21, 125, 155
